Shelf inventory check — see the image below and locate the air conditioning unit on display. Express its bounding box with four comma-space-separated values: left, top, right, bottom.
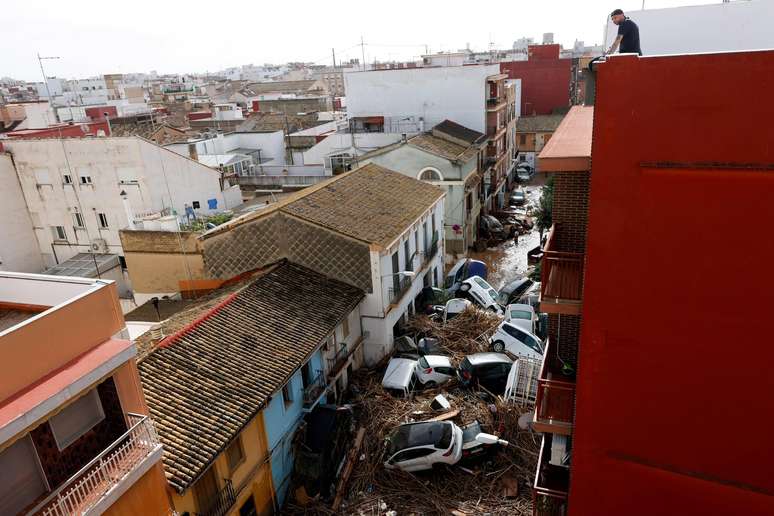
91, 239, 109, 254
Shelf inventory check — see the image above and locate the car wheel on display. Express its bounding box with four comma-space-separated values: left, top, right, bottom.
492, 340, 505, 353
459, 283, 471, 293
425, 381, 438, 389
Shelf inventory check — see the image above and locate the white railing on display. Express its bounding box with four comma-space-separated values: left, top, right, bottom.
30, 413, 161, 516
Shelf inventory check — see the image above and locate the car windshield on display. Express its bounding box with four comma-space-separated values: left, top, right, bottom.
388, 422, 451, 455
488, 289, 498, 301
418, 356, 429, 369
510, 310, 532, 320
474, 277, 489, 289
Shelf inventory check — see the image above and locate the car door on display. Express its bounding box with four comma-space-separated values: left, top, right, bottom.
391, 447, 435, 472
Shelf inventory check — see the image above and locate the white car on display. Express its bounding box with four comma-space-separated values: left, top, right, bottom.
382, 358, 417, 397
489, 320, 544, 359
459, 276, 504, 315
415, 355, 455, 388
505, 303, 537, 334
385, 421, 463, 472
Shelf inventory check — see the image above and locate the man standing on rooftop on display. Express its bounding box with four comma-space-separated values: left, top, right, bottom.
607, 9, 642, 56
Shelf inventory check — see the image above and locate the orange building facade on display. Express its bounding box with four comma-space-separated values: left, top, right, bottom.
0, 272, 170, 515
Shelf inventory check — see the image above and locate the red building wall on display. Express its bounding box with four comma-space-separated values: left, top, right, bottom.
501, 46, 571, 116
7, 120, 111, 139
572, 52, 774, 515
84, 105, 118, 120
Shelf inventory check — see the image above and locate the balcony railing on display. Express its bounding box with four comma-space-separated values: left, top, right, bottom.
32, 413, 161, 516
540, 225, 584, 315
533, 337, 576, 436
198, 479, 236, 516
533, 434, 569, 516
303, 372, 326, 409
327, 345, 349, 378
388, 275, 412, 305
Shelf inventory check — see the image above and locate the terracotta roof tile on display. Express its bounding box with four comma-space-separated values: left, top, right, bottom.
137, 261, 364, 492
281, 163, 444, 248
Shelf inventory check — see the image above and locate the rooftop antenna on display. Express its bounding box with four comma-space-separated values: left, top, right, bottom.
37, 53, 61, 122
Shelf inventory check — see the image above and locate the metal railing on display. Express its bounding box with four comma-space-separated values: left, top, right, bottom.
534, 338, 576, 433
198, 479, 236, 516
532, 435, 569, 516
388, 275, 412, 305
303, 372, 326, 407
541, 225, 584, 303
32, 413, 160, 516
327, 345, 350, 378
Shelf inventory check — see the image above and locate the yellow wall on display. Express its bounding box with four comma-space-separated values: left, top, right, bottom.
171, 412, 275, 516
104, 463, 172, 516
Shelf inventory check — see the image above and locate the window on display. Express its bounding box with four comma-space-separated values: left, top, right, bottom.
52, 226, 67, 241
282, 383, 293, 406
404, 239, 412, 271
519, 155, 526, 163
63, 174, 73, 184
0, 435, 48, 516
519, 134, 527, 145
342, 316, 350, 338
98, 213, 109, 228
73, 212, 85, 228
302, 361, 312, 389
392, 447, 434, 463
239, 495, 257, 516
509, 310, 532, 321
49, 389, 105, 450
418, 167, 443, 181
225, 436, 245, 472
79, 174, 92, 184
192, 201, 201, 209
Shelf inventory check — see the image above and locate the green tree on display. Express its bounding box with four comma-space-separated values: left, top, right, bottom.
534, 176, 554, 236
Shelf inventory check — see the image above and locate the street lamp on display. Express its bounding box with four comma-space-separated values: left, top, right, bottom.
381, 271, 416, 280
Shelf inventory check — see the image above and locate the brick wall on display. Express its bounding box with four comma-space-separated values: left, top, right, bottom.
120, 230, 201, 254
552, 171, 590, 253
547, 313, 581, 370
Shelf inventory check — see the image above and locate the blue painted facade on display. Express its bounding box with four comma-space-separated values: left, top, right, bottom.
263, 348, 326, 506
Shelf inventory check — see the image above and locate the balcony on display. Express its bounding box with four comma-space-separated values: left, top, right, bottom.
302, 372, 327, 411
532, 434, 570, 516
540, 225, 584, 315
31, 414, 162, 516
327, 337, 364, 379
486, 97, 507, 111
533, 337, 575, 436
198, 479, 236, 516
388, 275, 413, 305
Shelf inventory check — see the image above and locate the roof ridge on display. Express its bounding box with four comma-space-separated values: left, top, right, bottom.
157, 291, 239, 349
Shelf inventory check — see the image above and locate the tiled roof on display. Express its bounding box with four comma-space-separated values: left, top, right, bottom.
137, 261, 364, 493
516, 114, 565, 133
409, 133, 479, 163
281, 163, 445, 248
433, 119, 486, 145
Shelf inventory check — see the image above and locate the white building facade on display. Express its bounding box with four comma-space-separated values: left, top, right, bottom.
0, 153, 43, 273
345, 64, 501, 134
3, 136, 241, 268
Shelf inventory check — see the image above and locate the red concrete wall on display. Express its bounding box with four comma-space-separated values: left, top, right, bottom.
500, 57, 570, 116
572, 52, 774, 515
85, 105, 118, 120
528, 44, 560, 60
7, 120, 111, 139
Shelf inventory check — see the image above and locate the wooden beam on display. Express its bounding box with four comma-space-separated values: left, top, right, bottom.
332, 427, 366, 511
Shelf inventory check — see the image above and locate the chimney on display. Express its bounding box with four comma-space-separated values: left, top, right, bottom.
188, 143, 198, 161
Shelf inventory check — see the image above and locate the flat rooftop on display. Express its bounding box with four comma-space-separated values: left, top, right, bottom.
537, 106, 594, 172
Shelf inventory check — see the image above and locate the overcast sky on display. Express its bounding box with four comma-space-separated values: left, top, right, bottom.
4, 0, 708, 81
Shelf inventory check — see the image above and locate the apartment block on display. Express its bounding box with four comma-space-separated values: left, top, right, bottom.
533, 50, 774, 516
0, 272, 168, 515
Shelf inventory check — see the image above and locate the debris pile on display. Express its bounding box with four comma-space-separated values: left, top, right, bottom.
285, 309, 540, 515
408, 308, 504, 361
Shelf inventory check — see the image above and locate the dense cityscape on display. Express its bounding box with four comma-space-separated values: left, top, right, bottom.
0, 1, 772, 515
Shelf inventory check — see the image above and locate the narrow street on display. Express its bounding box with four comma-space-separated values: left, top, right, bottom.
470, 179, 544, 290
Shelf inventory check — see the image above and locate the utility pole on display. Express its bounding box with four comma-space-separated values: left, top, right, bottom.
331, 48, 338, 111
37, 53, 61, 123
361, 36, 366, 71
